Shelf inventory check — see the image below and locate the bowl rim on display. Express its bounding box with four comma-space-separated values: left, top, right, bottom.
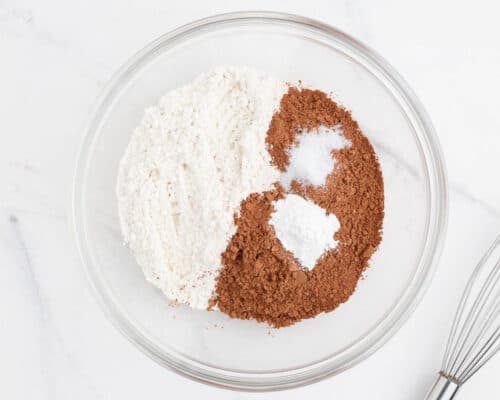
71, 11, 448, 391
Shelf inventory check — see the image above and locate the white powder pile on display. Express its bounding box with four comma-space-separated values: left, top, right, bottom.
270, 125, 348, 270
117, 66, 287, 309
270, 194, 340, 270
280, 125, 350, 189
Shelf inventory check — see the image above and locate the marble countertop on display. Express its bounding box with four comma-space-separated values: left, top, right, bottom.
2, 0, 500, 398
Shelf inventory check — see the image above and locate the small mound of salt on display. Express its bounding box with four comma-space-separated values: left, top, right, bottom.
280, 125, 350, 189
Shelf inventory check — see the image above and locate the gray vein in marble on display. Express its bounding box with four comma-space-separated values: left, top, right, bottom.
0, 6, 68, 48
9, 215, 102, 399
7, 180, 66, 217
369, 132, 500, 220
77, 70, 106, 88
0, 5, 111, 88
451, 183, 500, 219
102, 220, 123, 243
9, 161, 39, 174
3, 161, 69, 218
9, 214, 51, 399
371, 138, 420, 178
3, 206, 67, 221
369, 139, 500, 219
92, 206, 126, 242
9, 214, 50, 320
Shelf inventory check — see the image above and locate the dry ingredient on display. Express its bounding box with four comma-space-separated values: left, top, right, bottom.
117, 66, 287, 309
270, 194, 340, 270
280, 125, 350, 189
117, 66, 384, 326
215, 87, 384, 327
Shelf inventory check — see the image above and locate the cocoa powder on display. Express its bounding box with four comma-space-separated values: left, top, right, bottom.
215, 87, 384, 327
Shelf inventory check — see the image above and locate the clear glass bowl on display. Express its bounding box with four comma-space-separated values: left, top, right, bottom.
72, 12, 447, 390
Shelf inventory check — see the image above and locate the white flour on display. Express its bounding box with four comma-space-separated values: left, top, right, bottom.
270, 194, 340, 270
117, 66, 287, 309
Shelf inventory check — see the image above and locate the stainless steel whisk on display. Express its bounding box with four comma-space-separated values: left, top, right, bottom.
425, 236, 500, 399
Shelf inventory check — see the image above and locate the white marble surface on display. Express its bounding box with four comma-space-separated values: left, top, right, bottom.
2, 0, 500, 398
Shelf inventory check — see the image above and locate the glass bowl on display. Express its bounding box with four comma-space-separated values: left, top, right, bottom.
72, 11, 447, 390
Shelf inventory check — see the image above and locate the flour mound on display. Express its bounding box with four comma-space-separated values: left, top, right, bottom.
117, 66, 286, 309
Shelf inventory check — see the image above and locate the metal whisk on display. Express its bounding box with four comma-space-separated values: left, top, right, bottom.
425, 236, 500, 399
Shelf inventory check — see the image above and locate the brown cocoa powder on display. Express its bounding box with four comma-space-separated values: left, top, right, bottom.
214, 87, 384, 327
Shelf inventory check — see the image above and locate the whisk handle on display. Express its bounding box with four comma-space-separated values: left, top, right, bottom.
424, 372, 460, 400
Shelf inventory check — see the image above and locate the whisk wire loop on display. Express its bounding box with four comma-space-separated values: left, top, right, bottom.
447, 259, 500, 379
425, 236, 500, 400
459, 325, 500, 383
442, 236, 500, 383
